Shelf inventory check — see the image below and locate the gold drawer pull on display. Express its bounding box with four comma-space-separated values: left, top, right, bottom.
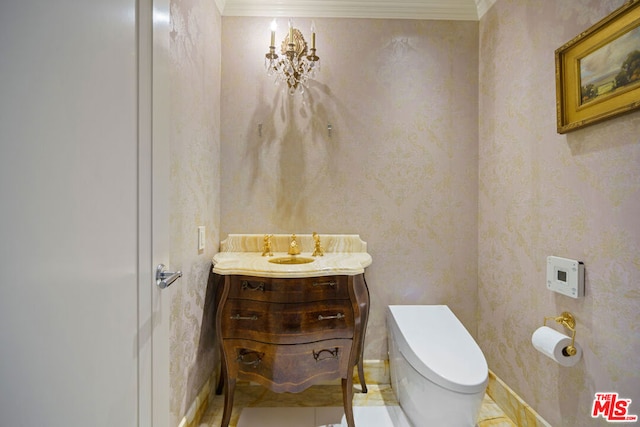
237, 349, 264, 366
241, 280, 265, 292
313, 347, 339, 361
312, 281, 336, 287
230, 314, 258, 321
318, 313, 345, 321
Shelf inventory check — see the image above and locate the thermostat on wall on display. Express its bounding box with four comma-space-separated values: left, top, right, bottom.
546, 256, 584, 298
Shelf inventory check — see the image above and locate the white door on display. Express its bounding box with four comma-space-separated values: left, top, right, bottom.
0, 0, 170, 425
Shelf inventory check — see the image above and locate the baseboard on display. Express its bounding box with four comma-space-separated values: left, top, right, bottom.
176, 360, 387, 426
487, 370, 551, 427
315, 359, 390, 387
358, 359, 390, 385
177, 377, 212, 427
176, 363, 550, 427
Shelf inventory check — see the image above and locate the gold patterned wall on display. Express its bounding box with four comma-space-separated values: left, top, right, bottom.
171, 1, 640, 425
220, 17, 480, 360
169, 0, 221, 424
479, 1, 640, 426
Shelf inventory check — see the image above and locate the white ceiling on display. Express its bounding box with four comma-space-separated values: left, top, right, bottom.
215, 0, 497, 21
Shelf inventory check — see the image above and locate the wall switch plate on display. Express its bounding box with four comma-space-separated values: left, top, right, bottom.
546, 256, 584, 298
198, 226, 205, 251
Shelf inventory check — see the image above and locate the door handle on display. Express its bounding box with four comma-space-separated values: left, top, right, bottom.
156, 264, 182, 289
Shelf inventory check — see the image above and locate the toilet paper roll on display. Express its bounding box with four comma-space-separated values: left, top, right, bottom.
531, 326, 582, 367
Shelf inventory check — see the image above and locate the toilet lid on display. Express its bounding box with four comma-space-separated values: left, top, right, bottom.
388, 305, 488, 394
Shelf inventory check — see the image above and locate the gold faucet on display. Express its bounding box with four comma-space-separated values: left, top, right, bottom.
261, 234, 273, 256
288, 234, 301, 255
312, 232, 324, 257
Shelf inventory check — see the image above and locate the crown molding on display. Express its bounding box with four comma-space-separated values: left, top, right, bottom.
475, 0, 497, 19
215, 0, 226, 15
220, 0, 484, 21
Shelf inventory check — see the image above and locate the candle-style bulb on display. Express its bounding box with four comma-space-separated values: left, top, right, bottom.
310, 20, 316, 50
288, 19, 293, 46
270, 19, 277, 46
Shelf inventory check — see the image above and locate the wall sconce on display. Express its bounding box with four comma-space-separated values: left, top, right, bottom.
265, 19, 320, 95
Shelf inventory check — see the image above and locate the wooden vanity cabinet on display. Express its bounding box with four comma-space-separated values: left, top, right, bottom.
215, 273, 369, 427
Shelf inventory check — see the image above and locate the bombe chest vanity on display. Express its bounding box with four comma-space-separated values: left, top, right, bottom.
212, 234, 372, 427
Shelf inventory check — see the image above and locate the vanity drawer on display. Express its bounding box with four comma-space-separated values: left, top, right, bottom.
221, 299, 354, 344
223, 338, 352, 393
228, 275, 349, 303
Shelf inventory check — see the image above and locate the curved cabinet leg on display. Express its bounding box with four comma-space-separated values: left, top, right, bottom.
220, 377, 236, 427
354, 273, 369, 393
342, 377, 355, 427
357, 358, 367, 393
214, 271, 226, 397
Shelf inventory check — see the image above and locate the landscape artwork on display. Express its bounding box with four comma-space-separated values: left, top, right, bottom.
580, 25, 640, 105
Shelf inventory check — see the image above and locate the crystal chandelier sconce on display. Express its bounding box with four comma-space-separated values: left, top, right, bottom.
265, 19, 320, 95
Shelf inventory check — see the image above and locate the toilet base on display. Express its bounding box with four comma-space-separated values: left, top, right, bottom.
389, 333, 485, 427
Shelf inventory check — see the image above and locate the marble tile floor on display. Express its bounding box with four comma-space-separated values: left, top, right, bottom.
199, 383, 517, 427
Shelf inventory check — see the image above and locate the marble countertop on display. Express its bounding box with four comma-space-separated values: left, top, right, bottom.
212, 234, 372, 278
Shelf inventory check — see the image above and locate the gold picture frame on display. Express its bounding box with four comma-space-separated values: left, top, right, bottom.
555, 0, 640, 134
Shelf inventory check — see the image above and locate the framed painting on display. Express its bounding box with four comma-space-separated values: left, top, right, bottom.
555, 0, 640, 134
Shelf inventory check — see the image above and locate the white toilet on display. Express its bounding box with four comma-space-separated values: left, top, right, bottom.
387, 305, 488, 427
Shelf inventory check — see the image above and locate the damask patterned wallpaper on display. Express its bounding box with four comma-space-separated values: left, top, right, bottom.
479, 1, 640, 426
220, 16, 480, 362
169, 0, 221, 424
168, 0, 640, 425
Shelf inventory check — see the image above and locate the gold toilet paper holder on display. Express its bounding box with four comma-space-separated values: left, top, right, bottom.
544, 311, 578, 356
